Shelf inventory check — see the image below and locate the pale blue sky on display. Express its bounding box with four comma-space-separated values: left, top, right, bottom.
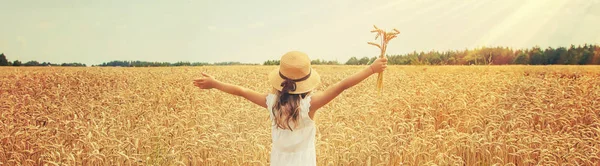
1, 0, 599, 65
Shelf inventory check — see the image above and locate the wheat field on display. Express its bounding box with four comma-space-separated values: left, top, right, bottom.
1, 66, 599, 165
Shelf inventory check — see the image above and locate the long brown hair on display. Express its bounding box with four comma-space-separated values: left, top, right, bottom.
272, 90, 309, 131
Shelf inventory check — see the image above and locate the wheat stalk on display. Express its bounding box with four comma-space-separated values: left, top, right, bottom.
368, 25, 400, 95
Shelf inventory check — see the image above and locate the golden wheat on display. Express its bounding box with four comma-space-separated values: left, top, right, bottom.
368, 25, 400, 95
1, 65, 599, 165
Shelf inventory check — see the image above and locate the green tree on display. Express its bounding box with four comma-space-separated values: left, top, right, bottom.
513, 52, 529, 64
567, 45, 580, 65
0, 53, 8, 66
529, 47, 545, 65
263, 60, 280, 65
579, 49, 593, 65
555, 47, 569, 64
544, 47, 559, 64
24, 61, 40, 66
358, 57, 370, 65
345, 57, 359, 65
463, 51, 481, 65
12, 60, 22, 66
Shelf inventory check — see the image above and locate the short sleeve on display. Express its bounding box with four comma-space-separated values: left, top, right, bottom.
266, 94, 276, 119
300, 95, 312, 119
266, 94, 275, 108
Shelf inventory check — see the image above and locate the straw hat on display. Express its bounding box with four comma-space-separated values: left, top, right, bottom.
268, 51, 321, 94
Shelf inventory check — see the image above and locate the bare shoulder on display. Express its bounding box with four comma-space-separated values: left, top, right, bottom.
309, 91, 324, 112
309, 91, 323, 101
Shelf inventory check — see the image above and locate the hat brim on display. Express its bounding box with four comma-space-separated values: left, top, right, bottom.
268, 68, 321, 94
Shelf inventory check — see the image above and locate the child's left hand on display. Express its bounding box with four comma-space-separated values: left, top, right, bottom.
193, 72, 218, 89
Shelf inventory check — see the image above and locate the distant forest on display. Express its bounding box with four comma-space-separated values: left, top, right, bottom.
381, 44, 600, 65
264, 44, 600, 65
95, 61, 258, 67
1, 44, 599, 67
0, 53, 86, 67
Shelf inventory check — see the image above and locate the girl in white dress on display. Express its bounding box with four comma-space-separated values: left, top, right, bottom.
193, 51, 387, 165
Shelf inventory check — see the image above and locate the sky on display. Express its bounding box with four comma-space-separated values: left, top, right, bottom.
1, 0, 599, 65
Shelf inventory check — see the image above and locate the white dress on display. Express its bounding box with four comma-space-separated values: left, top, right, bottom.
266, 94, 317, 166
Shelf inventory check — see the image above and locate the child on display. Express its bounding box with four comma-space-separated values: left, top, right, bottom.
193, 51, 387, 165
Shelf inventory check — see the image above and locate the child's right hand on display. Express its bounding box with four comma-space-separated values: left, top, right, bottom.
370, 57, 388, 73
193, 72, 218, 89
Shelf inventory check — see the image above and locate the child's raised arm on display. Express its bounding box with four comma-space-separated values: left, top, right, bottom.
194, 73, 268, 108
310, 57, 387, 112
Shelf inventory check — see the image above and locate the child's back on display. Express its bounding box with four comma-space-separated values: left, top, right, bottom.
266, 94, 316, 165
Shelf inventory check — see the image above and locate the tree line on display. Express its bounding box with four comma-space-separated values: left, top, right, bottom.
0, 54, 259, 67
95, 60, 259, 67
264, 44, 600, 65
360, 44, 600, 65
2, 44, 599, 67
0, 53, 86, 67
